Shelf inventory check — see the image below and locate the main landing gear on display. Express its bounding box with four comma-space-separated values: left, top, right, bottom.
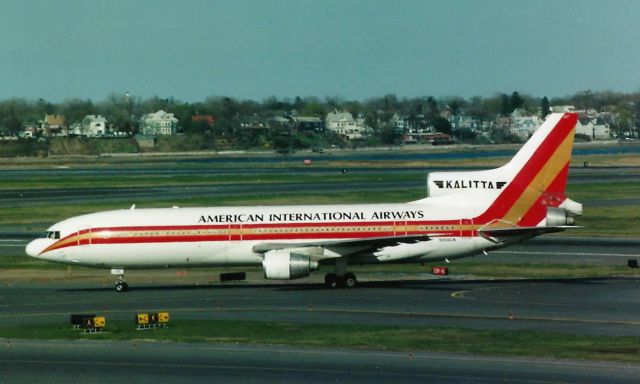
324, 258, 358, 288
112, 268, 129, 292
324, 272, 357, 289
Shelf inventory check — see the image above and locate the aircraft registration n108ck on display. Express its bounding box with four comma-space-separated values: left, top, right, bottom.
26, 112, 582, 292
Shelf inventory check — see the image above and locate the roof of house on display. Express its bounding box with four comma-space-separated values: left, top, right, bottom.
83, 115, 107, 123
191, 115, 215, 124
294, 116, 322, 123
326, 111, 354, 122
44, 114, 65, 125
140, 110, 178, 122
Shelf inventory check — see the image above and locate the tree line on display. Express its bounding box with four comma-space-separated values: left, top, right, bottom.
1, 90, 639, 145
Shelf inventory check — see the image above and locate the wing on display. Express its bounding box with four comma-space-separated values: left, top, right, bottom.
252, 234, 434, 260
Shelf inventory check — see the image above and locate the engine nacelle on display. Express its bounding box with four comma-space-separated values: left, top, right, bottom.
262, 250, 318, 280
546, 207, 575, 226
559, 198, 583, 217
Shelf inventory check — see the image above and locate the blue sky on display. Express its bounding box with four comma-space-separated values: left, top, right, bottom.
1, 0, 639, 102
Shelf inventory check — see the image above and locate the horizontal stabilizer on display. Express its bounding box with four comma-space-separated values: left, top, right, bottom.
479, 226, 577, 243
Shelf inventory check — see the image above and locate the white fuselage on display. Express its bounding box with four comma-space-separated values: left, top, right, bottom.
26, 201, 498, 270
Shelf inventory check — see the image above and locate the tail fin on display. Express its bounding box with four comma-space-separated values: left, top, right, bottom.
426, 112, 580, 226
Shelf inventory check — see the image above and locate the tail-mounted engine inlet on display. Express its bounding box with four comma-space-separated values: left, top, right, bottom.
546, 207, 575, 226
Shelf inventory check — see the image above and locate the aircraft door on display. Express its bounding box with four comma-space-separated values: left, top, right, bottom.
77, 225, 92, 246
392, 221, 408, 236
460, 219, 474, 237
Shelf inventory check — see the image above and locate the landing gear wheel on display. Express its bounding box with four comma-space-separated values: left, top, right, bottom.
115, 281, 129, 292
343, 272, 357, 288
324, 273, 339, 288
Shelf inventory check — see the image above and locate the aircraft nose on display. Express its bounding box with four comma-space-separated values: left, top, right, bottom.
26, 239, 46, 258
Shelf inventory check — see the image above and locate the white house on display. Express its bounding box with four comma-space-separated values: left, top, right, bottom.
19, 124, 38, 138
139, 110, 178, 135
551, 105, 576, 113
325, 110, 366, 140
576, 118, 610, 140
81, 115, 108, 137
501, 109, 541, 140
447, 115, 482, 131
390, 113, 408, 133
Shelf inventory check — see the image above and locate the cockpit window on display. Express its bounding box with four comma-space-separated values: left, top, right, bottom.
44, 231, 61, 239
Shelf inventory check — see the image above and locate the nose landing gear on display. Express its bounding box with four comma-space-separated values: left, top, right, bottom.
115, 280, 129, 292
112, 268, 129, 292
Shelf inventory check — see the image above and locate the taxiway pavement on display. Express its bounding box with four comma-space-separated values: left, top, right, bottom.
1, 274, 639, 336
2, 339, 638, 384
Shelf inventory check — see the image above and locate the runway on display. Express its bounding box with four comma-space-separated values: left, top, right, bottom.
2, 340, 638, 384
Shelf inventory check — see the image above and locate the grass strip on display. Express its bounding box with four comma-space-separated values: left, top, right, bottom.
567, 181, 640, 201
0, 320, 638, 363
573, 205, 640, 238
0, 172, 421, 190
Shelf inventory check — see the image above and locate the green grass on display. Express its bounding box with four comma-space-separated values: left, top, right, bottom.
0, 255, 65, 269
0, 172, 421, 190
567, 181, 640, 201
1, 320, 638, 363
574, 205, 640, 238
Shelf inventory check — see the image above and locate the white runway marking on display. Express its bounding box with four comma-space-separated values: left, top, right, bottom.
492, 251, 639, 258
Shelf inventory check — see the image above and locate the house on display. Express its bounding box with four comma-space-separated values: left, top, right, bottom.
325, 110, 366, 140
20, 123, 38, 138
41, 114, 67, 136
390, 113, 408, 134
509, 110, 542, 139
139, 110, 178, 135
68, 123, 82, 136
268, 116, 293, 135
551, 105, 576, 113
239, 116, 271, 133
191, 115, 215, 130
575, 116, 610, 140
447, 115, 481, 131
81, 115, 108, 137
292, 116, 323, 134
509, 116, 541, 139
